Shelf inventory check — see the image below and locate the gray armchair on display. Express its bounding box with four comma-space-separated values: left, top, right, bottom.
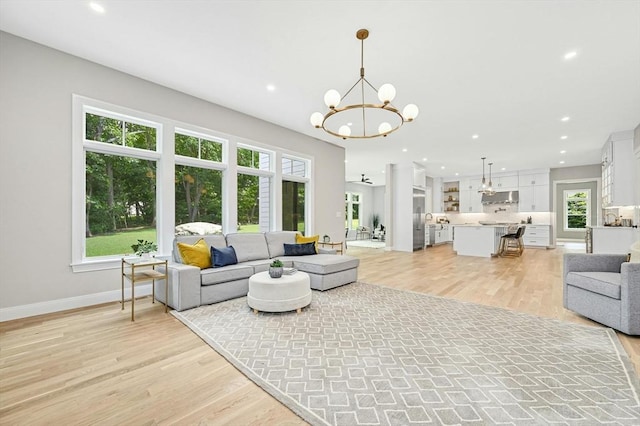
563, 253, 640, 335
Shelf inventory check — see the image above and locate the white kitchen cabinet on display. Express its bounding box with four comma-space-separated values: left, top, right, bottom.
432, 177, 443, 213
522, 224, 550, 247
592, 226, 637, 254
601, 134, 635, 207
492, 174, 519, 191
459, 189, 483, 213
518, 170, 550, 212
435, 228, 447, 244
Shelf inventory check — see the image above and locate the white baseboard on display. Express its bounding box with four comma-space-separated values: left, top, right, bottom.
0, 284, 152, 322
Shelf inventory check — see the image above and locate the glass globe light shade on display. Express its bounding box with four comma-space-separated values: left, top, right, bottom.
378, 122, 392, 135
324, 89, 341, 108
338, 125, 351, 138
310, 112, 324, 128
402, 104, 419, 121
377, 84, 396, 104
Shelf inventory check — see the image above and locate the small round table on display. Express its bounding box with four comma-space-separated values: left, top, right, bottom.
247, 271, 311, 314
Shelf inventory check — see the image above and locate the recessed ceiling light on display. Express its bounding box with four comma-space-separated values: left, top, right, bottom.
402, 148, 408, 152
561, 116, 570, 122
560, 150, 566, 154
440, 166, 445, 170
559, 160, 565, 164
564, 50, 578, 60
344, 160, 348, 163
89, 2, 105, 13
472, 134, 479, 139
422, 157, 427, 162
560, 135, 568, 140
501, 167, 506, 171
381, 170, 385, 173
347, 122, 353, 126
266, 84, 275, 92
455, 172, 459, 176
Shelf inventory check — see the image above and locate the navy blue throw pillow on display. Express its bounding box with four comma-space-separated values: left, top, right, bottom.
283, 242, 316, 256
211, 245, 238, 268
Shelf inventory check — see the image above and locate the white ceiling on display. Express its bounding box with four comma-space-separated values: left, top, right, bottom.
1, 1, 639, 185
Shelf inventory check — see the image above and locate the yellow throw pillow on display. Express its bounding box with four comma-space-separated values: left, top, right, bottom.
177, 239, 211, 269
296, 234, 319, 253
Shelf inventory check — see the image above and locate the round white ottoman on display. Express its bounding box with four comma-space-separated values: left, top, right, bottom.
247, 271, 311, 314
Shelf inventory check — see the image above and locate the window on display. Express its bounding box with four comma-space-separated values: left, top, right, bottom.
345, 192, 361, 230
80, 107, 161, 261
564, 189, 590, 231
283, 181, 305, 233
237, 174, 271, 232
174, 129, 225, 235
73, 96, 315, 271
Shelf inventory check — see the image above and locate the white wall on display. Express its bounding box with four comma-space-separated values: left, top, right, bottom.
0, 32, 346, 317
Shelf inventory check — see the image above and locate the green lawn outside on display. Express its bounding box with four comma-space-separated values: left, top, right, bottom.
86, 228, 156, 257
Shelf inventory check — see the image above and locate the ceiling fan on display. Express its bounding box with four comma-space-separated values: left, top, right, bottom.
348, 174, 373, 184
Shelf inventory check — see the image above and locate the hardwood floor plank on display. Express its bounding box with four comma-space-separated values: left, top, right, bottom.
1, 243, 638, 425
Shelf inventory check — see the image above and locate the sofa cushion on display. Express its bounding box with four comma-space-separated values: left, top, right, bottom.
225, 233, 270, 263
173, 234, 226, 263
176, 239, 211, 269
284, 242, 316, 256
287, 254, 360, 275
200, 263, 254, 286
265, 231, 298, 258
212, 246, 238, 268
566, 271, 621, 299
296, 234, 319, 252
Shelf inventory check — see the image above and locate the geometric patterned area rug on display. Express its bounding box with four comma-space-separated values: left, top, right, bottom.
172, 282, 640, 425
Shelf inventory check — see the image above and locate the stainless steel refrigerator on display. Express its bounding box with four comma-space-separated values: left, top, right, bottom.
413, 188, 425, 250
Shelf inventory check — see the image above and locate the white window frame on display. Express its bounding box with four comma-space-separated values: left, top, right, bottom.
345, 192, 362, 230
72, 96, 164, 272
563, 188, 591, 232
281, 154, 312, 234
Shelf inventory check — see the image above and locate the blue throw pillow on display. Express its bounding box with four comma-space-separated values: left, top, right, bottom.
211, 245, 238, 268
283, 242, 316, 256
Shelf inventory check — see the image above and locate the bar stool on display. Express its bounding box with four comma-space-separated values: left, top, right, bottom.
499, 225, 526, 257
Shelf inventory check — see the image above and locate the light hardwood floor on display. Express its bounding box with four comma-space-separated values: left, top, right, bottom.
1, 244, 638, 425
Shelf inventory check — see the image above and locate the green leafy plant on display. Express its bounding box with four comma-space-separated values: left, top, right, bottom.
372, 213, 380, 229
131, 239, 157, 256
270, 259, 283, 268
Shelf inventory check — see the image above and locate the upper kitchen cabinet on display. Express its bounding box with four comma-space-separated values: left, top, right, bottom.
601, 131, 635, 207
491, 173, 519, 191
458, 177, 483, 213
518, 169, 550, 212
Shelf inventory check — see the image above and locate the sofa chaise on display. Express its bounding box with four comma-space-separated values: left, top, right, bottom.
155, 231, 359, 311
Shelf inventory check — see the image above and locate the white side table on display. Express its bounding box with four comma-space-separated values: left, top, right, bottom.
247, 271, 311, 314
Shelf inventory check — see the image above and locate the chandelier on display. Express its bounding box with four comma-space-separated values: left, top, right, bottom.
310, 29, 419, 139
478, 157, 496, 195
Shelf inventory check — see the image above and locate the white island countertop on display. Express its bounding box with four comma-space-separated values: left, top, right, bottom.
452, 225, 509, 257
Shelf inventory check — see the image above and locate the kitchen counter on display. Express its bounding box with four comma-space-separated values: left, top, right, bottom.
590, 226, 638, 254
452, 225, 508, 257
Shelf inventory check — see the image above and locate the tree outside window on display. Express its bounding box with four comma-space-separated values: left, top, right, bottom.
564, 189, 590, 231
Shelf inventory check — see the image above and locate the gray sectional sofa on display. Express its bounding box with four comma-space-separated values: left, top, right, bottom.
155, 231, 359, 311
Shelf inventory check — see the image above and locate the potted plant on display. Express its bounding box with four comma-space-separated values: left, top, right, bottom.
269, 259, 284, 278
131, 239, 158, 258
372, 213, 380, 230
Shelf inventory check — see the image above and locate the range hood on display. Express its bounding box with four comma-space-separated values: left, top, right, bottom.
481, 190, 519, 205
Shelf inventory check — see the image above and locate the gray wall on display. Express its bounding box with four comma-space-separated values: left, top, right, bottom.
555, 181, 598, 239
0, 32, 346, 311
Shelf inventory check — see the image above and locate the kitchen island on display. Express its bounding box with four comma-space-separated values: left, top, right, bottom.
453, 225, 509, 257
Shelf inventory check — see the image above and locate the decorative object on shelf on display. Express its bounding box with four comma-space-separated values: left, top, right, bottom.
269, 259, 284, 279
131, 239, 157, 258
310, 29, 419, 140
323, 235, 330, 243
